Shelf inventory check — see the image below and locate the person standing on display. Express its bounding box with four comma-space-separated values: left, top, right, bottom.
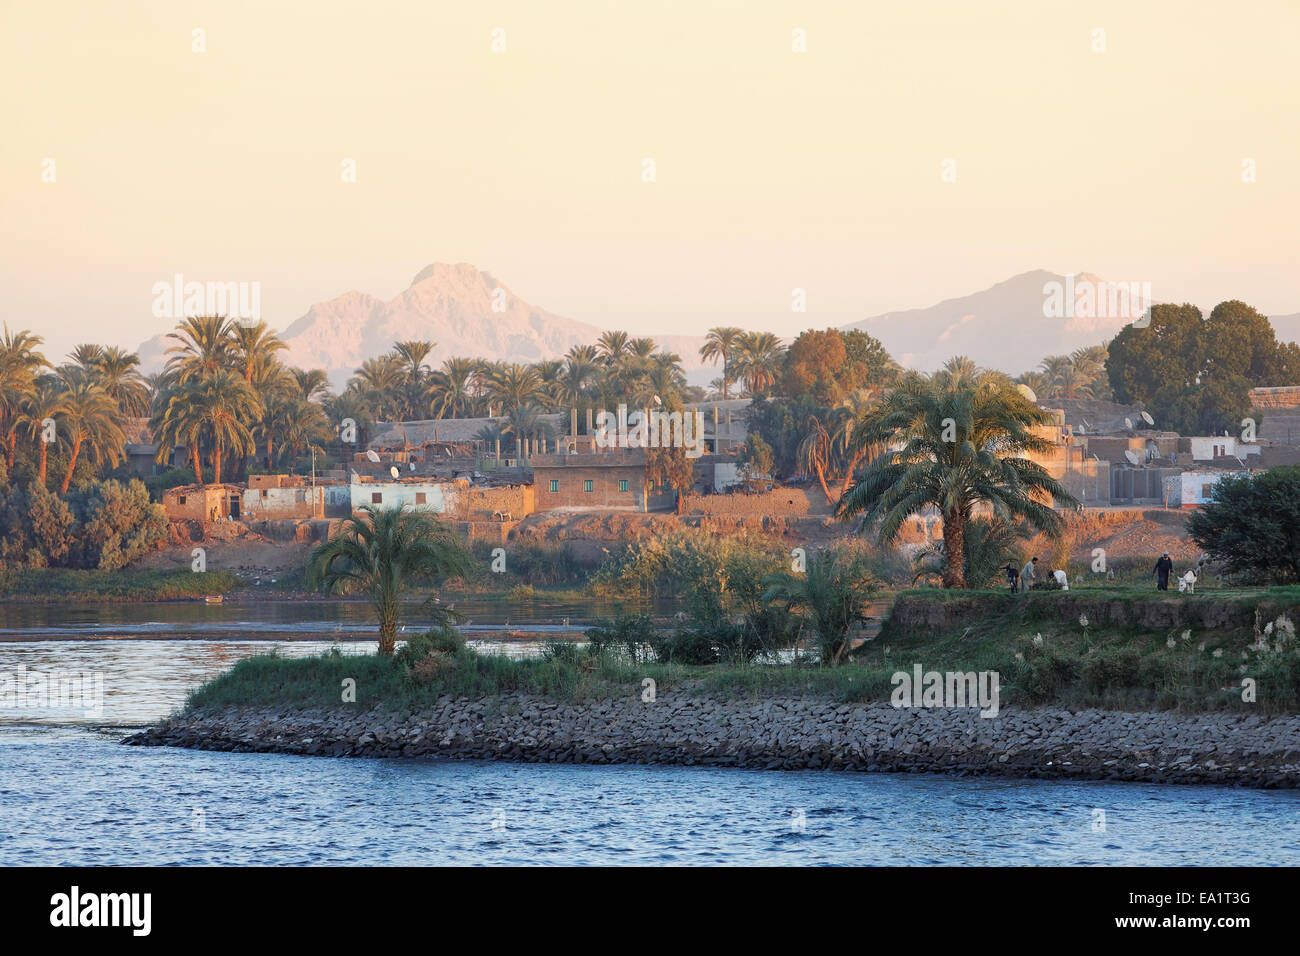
1154, 552, 1173, 591
1019, 556, 1038, 593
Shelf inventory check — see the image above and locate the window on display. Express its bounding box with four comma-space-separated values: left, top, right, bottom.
647, 481, 655, 493
549, 479, 559, 493
415, 492, 426, 505
1202, 484, 1213, 498
261, 489, 269, 498
584, 479, 594, 493
618, 479, 628, 492
371, 492, 382, 504
177, 495, 186, 505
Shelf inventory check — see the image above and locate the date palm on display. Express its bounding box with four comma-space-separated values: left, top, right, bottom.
734, 331, 785, 398
231, 320, 287, 385
189, 368, 262, 483
597, 330, 630, 366
700, 327, 743, 399
763, 550, 877, 665
16, 378, 66, 488
55, 369, 124, 493
89, 346, 150, 417
428, 357, 479, 419
351, 355, 404, 422
837, 371, 1077, 589
0, 326, 48, 470
165, 315, 235, 384
486, 363, 544, 415
308, 505, 471, 656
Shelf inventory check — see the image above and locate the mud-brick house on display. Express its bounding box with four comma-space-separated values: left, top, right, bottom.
162, 484, 245, 522
531, 448, 676, 513
243, 474, 320, 519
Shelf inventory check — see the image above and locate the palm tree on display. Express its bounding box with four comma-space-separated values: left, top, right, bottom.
837, 371, 1077, 588
151, 379, 207, 482
231, 321, 287, 385
428, 357, 479, 419
16, 378, 66, 488
700, 327, 743, 399
796, 415, 836, 503
88, 346, 150, 417
351, 355, 404, 421
55, 369, 124, 493
734, 331, 785, 398
165, 315, 235, 384
0, 326, 47, 470
485, 363, 544, 415
596, 330, 630, 366
308, 506, 471, 656
392, 340, 436, 419
188, 368, 262, 483
763, 550, 877, 665
289, 367, 330, 403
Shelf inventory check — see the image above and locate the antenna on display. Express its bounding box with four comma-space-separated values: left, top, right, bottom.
390, 466, 400, 479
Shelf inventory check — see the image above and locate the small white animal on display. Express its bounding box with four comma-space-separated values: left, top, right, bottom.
1053, 569, 1069, 591
1178, 569, 1198, 593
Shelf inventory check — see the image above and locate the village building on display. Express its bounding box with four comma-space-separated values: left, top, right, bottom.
530, 447, 676, 513
161, 483, 245, 522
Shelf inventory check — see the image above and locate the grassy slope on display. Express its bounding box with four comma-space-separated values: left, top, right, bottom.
0, 568, 242, 603
183, 588, 1300, 715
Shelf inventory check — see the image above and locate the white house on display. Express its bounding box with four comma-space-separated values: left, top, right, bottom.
1188, 436, 1261, 462
1165, 471, 1232, 509
349, 478, 454, 513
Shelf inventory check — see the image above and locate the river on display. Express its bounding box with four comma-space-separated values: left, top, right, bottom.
2, 602, 1298, 865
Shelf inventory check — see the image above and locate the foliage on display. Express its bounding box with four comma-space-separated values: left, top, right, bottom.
1188, 466, 1300, 585
0, 479, 168, 571
308, 506, 472, 655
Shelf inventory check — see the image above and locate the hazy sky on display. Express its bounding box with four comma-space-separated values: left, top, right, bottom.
3, 0, 1297, 361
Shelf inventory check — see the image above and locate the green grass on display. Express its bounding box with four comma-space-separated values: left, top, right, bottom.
0, 567, 242, 603
182, 587, 1300, 716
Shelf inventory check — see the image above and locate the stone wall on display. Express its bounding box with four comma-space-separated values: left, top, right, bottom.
679, 485, 832, 517
125, 693, 1300, 788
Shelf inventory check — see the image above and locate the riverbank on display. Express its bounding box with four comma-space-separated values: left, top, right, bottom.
124, 691, 1300, 788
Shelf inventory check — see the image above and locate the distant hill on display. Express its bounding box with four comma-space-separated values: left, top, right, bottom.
137, 263, 711, 388
839, 270, 1158, 376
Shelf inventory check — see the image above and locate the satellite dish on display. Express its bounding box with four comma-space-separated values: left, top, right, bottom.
1141, 411, 1154, 426
1124, 450, 1141, 466
1124, 417, 1134, 430
1016, 384, 1037, 403
390, 466, 400, 479
365, 449, 380, 463
1077, 424, 1086, 434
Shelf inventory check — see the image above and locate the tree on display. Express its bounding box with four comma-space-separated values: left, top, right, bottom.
912, 515, 1030, 590
231, 321, 287, 385
782, 329, 864, 404
838, 370, 1077, 588
645, 444, 694, 513
734, 331, 785, 398
165, 315, 235, 384
0, 326, 48, 470
54, 370, 124, 493
188, 368, 261, 483
700, 327, 743, 399
1187, 467, 1300, 585
763, 549, 878, 665
16, 379, 66, 488
308, 506, 472, 655
89, 346, 151, 417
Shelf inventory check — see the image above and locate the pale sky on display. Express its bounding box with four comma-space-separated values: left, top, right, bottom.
2, 0, 1297, 362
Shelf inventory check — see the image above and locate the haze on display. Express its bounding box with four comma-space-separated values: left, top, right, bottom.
2, 0, 1297, 362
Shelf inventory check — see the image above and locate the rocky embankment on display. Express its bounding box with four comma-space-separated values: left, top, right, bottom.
124, 691, 1300, 788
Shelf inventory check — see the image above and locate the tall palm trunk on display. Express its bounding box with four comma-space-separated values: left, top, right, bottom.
941, 508, 966, 589
7, 433, 16, 470
212, 445, 223, 487
836, 449, 868, 502
38, 442, 48, 488
812, 459, 834, 505
191, 445, 203, 485
60, 437, 82, 493
378, 619, 397, 656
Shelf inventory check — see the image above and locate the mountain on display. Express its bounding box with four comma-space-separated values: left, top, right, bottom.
839, 270, 1158, 376
137, 263, 712, 388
